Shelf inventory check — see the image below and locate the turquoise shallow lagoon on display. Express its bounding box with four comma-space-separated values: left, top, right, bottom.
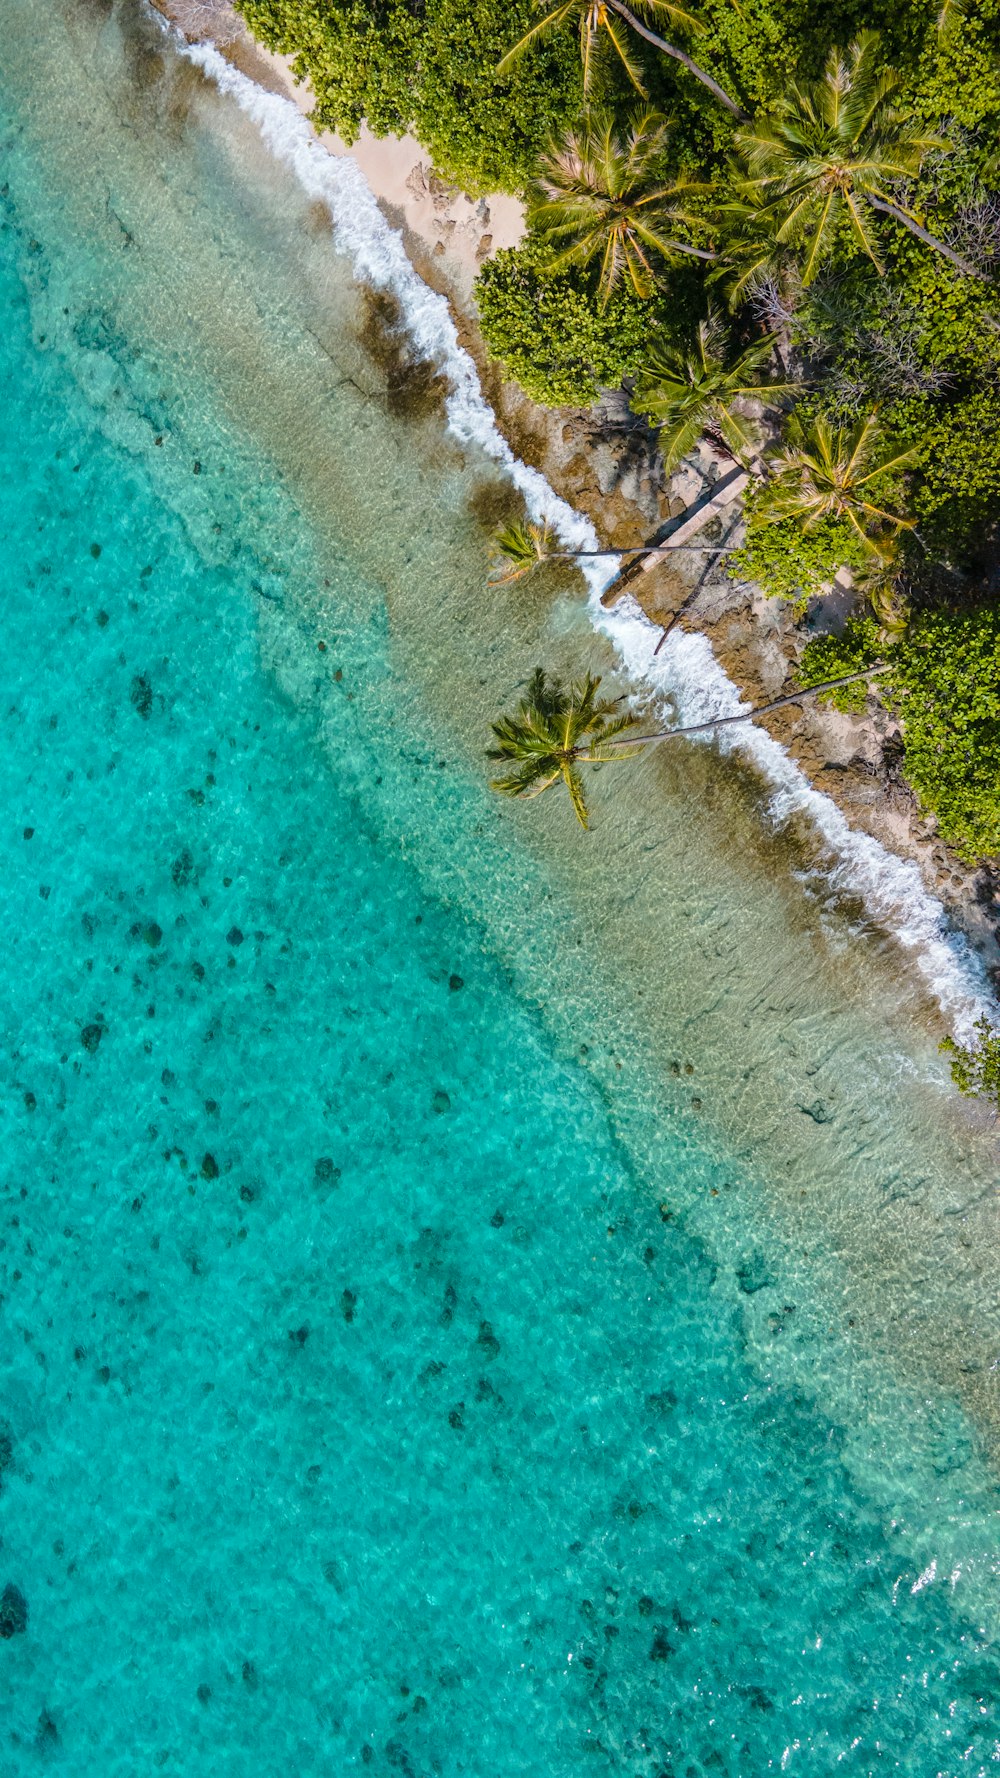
2, 2, 1000, 1772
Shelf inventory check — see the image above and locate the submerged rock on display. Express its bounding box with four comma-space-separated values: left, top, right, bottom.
736, 1251, 776, 1295
129, 672, 153, 719
799, 1098, 834, 1124
36, 1709, 58, 1747
0, 1583, 28, 1639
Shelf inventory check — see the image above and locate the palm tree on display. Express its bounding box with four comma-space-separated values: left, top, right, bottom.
488, 669, 643, 826
488, 517, 745, 583
489, 663, 891, 825
761, 411, 918, 555
497, 0, 746, 117
529, 110, 714, 307
633, 311, 798, 470
733, 32, 981, 283
489, 520, 559, 583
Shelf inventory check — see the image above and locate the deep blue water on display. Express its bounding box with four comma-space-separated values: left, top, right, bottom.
1, 4, 999, 1773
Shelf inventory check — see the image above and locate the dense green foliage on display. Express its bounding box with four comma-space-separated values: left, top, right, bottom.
798, 617, 882, 711
941, 1017, 1000, 1108
234, 0, 582, 192
736, 508, 874, 613
888, 607, 1000, 861
476, 239, 697, 406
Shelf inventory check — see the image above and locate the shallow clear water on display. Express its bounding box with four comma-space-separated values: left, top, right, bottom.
2, 3, 1000, 1772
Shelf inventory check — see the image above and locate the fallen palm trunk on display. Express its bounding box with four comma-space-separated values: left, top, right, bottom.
602, 665, 891, 747
601, 464, 752, 606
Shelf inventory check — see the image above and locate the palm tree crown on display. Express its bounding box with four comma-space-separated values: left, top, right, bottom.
733, 32, 976, 283
497, 0, 745, 115
488, 669, 641, 827
762, 411, 918, 554
529, 110, 713, 307
489, 519, 557, 583
634, 312, 797, 470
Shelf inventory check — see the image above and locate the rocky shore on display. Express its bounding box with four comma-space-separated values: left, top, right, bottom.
156, 0, 1000, 981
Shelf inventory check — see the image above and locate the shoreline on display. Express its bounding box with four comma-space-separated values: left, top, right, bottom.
154, 0, 1000, 1014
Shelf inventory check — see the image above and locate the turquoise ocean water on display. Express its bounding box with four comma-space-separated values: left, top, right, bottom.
2, 3, 1000, 1772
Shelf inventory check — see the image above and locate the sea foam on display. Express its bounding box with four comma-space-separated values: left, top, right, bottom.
173, 32, 990, 1038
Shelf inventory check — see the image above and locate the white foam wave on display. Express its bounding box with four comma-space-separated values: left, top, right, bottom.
175, 33, 989, 1037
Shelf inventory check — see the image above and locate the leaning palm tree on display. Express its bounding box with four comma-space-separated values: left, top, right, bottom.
529, 110, 714, 307
488, 517, 746, 583
488, 669, 643, 827
761, 412, 918, 555
733, 32, 981, 283
498, 0, 745, 117
633, 311, 798, 470
490, 662, 893, 825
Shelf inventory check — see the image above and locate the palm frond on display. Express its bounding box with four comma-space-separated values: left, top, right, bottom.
488, 669, 641, 827
561, 761, 591, 827
729, 31, 968, 285
635, 311, 794, 468
489, 519, 554, 583
529, 109, 711, 304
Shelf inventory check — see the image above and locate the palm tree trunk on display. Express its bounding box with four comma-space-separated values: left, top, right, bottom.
608, 0, 748, 119
653, 584, 701, 654
603, 664, 890, 746
539, 543, 743, 560
867, 196, 984, 280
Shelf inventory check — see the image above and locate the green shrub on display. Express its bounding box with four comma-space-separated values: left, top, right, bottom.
941, 1016, 1000, 1106
475, 239, 698, 407
730, 496, 874, 611
889, 606, 1000, 860
797, 616, 883, 711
